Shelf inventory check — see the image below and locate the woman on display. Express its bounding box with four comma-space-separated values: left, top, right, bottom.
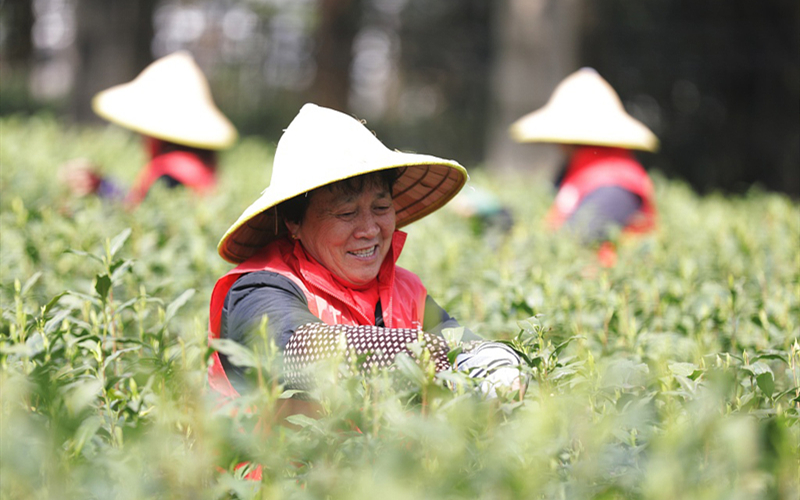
509, 68, 659, 266
209, 104, 522, 404
60, 51, 237, 205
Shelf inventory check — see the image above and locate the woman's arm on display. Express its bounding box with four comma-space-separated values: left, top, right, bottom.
221, 271, 321, 350
284, 323, 451, 391
423, 295, 483, 341
220, 271, 322, 392
221, 271, 451, 391
221, 271, 521, 396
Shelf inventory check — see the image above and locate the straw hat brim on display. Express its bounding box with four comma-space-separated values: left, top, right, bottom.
218, 155, 467, 264
92, 52, 237, 150
509, 67, 659, 152
509, 107, 659, 152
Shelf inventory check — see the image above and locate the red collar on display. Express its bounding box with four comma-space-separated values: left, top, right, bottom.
568, 146, 634, 174
289, 231, 407, 323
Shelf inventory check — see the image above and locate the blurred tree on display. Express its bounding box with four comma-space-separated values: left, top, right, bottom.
0, 0, 35, 113
312, 0, 363, 111
4, 0, 797, 195
581, 0, 799, 196
380, 0, 493, 165
2, 0, 34, 70
486, 0, 582, 177
70, 0, 157, 122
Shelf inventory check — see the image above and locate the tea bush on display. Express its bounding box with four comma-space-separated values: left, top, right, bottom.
1, 115, 798, 499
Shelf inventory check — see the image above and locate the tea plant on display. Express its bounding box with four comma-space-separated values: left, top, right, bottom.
1, 115, 798, 499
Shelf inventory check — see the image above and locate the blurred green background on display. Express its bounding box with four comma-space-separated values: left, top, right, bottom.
1, 2, 799, 499
1, 113, 799, 500
1, 0, 798, 195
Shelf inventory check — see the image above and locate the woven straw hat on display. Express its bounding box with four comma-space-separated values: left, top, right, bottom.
92, 51, 237, 150
218, 103, 468, 263
509, 67, 659, 152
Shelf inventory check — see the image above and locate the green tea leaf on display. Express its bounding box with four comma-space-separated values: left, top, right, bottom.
108, 228, 132, 259
21, 272, 42, 295
393, 352, 427, 387
441, 327, 464, 346
668, 362, 699, 378
285, 414, 323, 432
110, 259, 134, 282
64, 248, 104, 265
42, 291, 69, 316
64, 379, 103, 416
71, 416, 103, 457
756, 372, 775, 398
210, 339, 257, 369
164, 288, 196, 324
279, 390, 307, 399
44, 309, 73, 334
95, 273, 112, 301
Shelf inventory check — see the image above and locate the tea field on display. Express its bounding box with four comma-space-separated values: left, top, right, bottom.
1, 115, 799, 499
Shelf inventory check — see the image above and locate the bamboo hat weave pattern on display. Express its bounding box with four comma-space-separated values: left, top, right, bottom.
218, 103, 468, 264
509, 68, 659, 152
92, 51, 237, 150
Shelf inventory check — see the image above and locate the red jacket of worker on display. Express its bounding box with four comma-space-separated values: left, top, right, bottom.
547, 146, 657, 234
207, 230, 427, 401
128, 137, 218, 204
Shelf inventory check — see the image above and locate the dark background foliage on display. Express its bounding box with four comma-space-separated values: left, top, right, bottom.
1, 0, 798, 195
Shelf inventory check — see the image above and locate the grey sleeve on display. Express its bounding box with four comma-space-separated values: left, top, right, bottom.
220, 273, 481, 392
564, 186, 642, 243
423, 295, 483, 342
220, 271, 323, 393
221, 271, 322, 350
221, 274, 480, 347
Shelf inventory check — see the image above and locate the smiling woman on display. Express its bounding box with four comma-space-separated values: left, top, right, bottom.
283, 172, 398, 287
207, 105, 524, 429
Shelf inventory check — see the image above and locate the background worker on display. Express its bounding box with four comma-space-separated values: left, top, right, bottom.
60, 51, 237, 205
510, 67, 659, 265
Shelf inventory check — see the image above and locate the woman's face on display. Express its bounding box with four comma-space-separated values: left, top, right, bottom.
286, 182, 396, 286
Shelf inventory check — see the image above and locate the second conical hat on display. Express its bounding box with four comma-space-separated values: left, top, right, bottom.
509, 67, 659, 152
92, 51, 237, 150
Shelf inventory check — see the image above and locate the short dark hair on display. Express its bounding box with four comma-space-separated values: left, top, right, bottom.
280, 169, 400, 225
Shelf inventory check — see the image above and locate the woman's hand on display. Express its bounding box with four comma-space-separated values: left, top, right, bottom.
58, 158, 103, 196
283, 323, 451, 390
455, 342, 526, 398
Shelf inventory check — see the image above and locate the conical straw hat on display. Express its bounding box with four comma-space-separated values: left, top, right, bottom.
218, 103, 468, 264
509, 67, 659, 152
92, 51, 237, 150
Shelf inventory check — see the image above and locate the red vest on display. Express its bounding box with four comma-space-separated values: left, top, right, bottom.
547, 146, 657, 233
207, 230, 427, 400
129, 151, 217, 204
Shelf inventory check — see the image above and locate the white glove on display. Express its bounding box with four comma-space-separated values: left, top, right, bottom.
455, 342, 524, 398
